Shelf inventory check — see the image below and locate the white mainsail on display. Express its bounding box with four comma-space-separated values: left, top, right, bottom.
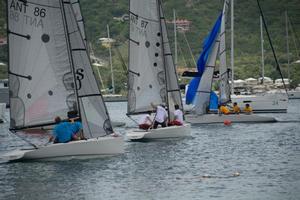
128, 0, 167, 114
128, 0, 182, 117
8, 0, 75, 129
63, 0, 113, 138
8, 0, 113, 137
219, 0, 231, 104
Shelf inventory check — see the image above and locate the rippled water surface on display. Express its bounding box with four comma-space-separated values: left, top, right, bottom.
0, 100, 300, 200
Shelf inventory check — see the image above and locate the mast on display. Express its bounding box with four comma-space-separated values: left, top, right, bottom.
173, 9, 178, 68
256, 0, 288, 93
260, 15, 265, 84
285, 10, 290, 84
157, 0, 170, 121
107, 24, 115, 94
230, 0, 234, 94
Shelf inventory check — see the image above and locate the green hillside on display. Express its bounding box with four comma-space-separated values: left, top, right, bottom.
0, 0, 300, 92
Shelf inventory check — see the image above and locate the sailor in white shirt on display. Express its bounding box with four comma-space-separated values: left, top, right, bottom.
151, 103, 168, 129
169, 105, 183, 126
138, 112, 152, 130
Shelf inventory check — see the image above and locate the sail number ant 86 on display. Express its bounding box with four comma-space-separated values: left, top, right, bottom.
9, 0, 46, 28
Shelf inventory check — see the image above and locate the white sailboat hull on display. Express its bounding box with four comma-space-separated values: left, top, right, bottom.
231, 93, 288, 113
185, 114, 276, 124
126, 124, 191, 141
3, 136, 124, 162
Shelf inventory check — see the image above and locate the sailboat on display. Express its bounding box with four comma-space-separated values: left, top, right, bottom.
126, 0, 190, 140
231, 14, 288, 112
4, 0, 124, 161
184, 0, 276, 124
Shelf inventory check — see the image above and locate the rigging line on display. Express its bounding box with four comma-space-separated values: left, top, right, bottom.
126, 114, 139, 126
257, 0, 288, 94
288, 17, 300, 57
180, 30, 196, 67
114, 46, 128, 73
9, 131, 38, 149
177, 41, 188, 67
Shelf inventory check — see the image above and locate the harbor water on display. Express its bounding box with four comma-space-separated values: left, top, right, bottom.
0, 100, 300, 200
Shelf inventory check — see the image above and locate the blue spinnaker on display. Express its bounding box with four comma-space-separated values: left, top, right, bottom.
185, 14, 222, 104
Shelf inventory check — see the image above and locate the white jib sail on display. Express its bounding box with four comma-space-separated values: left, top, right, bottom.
128, 0, 167, 115
159, 2, 183, 119
63, 0, 113, 138
70, 0, 87, 48
8, 0, 75, 129
219, 0, 231, 104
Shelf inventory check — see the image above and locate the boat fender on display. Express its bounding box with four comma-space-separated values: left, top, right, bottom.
223, 120, 232, 126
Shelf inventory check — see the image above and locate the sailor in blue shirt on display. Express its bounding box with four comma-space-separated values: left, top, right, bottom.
69, 121, 82, 135
50, 117, 78, 143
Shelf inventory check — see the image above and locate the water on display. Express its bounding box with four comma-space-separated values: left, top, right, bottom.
0, 100, 300, 200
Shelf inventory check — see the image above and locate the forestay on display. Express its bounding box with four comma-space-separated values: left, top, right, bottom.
128, 0, 167, 115
219, 0, 231, 104
63, 0, 113, 138
8, 0, 75, 129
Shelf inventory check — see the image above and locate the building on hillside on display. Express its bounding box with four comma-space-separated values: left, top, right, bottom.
113, 14, 129, 22
166, 19, 191, 32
